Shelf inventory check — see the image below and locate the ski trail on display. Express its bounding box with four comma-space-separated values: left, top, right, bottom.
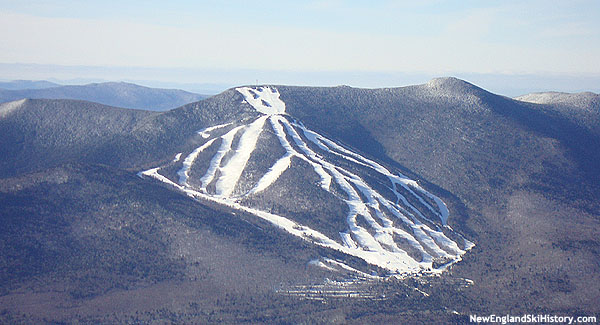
295, 120, 450, 225
199, 125, 244, 192
322, 258, 381, 279
140, 167, 425, 273
198, 122, 233, 138
178, 138, 217, 186
249, 153, 293, 195
257, 115, 332, 191
283, 118, 463, 261
247, 116, 296, 194
215, 116, 267, 197
281, 118, 424, 257
236, 86, 286, 115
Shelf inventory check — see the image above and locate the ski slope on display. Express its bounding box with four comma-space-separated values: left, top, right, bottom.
140, 86, 473, 275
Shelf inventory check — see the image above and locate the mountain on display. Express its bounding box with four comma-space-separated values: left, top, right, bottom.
0, 81, 206, 111
0, 78, 599, 323
515, 91, 599, 109
515, 91, 600, 135
140, 86, 473, 275
276, 79, 600, 313
0, 99, 158, 177
0, 163, 347, 322
0, 80, 61, 90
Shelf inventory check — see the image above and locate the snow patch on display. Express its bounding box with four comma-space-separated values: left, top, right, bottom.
198, 122, 232, 139
173, 153, 182, 162
0, 99, 26, 119
308, 259, 338, 272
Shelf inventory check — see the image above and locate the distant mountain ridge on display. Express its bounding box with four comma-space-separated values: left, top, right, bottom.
515, 90, 599, 108
0, 81, 206, 111
0, 79, 60, 90
515, 91, 600, 135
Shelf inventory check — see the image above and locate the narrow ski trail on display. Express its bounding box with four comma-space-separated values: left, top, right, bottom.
140, 86, 473, 275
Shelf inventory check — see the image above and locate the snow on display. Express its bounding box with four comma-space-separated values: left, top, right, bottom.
413, 287, 430, 297
139, 86, 474, 276
215, 116, 267, 197
197, 122, 233, 139
514, 92, 597, 107
143, 164, 435, 273
295, 120, 450, 225
279, 118, 467, 271
236, 86, 286, 115
173, 153, 182, 162
340, 232, 358, 249
464, 238, 476, 250
279, 278, 384, 300
322, 258, 380, 279
308, 259, 337, 272
178, 138, 217, 186
268, 115, 332, 190
249, 154, 292, 195
199, 126, 244, 192
139, 168, 180, 188
286, 119, 461, 261
0, 99, 26, 119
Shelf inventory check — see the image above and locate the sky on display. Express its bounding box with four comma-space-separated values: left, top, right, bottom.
1, 0, 599, 95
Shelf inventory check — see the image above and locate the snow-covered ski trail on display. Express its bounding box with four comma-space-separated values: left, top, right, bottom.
139, 86, 473, 275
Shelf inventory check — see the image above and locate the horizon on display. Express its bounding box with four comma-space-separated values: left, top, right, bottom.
1, 0, 599, 96
1, 64, 599, 97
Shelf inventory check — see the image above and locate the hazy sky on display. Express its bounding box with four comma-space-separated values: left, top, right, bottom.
1, 0, 599, 94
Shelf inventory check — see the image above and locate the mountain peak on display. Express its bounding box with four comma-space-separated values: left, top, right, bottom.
422, 77, 493, 103
426, 77, 477, 90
